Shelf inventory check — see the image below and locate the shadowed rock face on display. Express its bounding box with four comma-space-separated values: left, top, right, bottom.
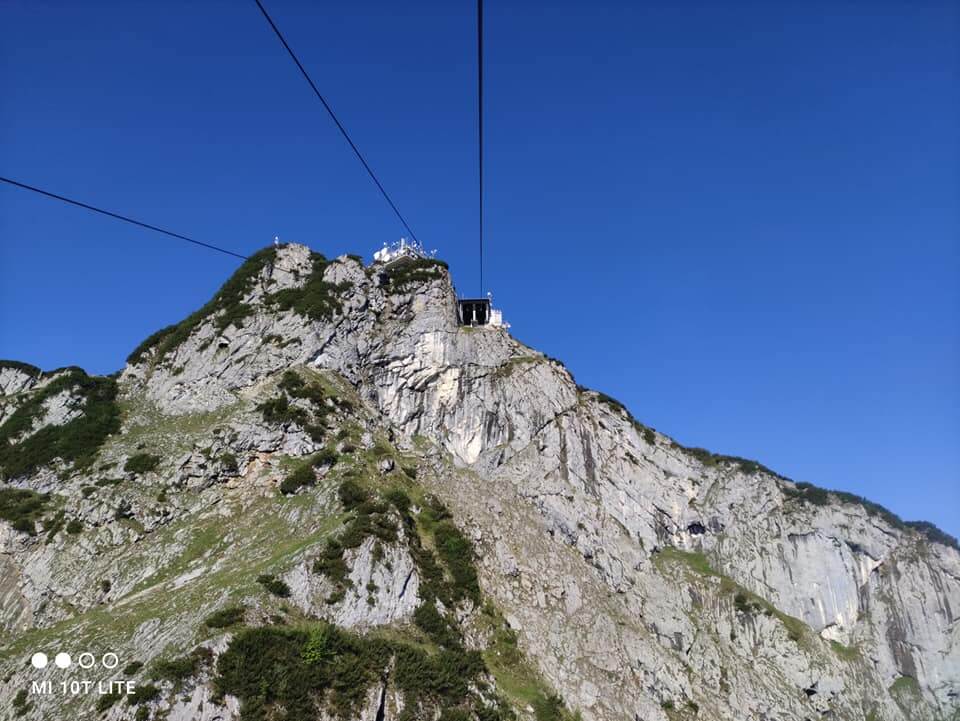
1, 243, 958, 721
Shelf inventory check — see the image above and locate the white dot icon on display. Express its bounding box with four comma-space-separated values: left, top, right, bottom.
54, 652, 71, 669
31, 652, 48, 669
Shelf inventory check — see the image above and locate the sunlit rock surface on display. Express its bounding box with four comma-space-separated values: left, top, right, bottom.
0, 243, 956, 721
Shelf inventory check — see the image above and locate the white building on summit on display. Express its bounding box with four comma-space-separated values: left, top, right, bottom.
372, 237, 435, 265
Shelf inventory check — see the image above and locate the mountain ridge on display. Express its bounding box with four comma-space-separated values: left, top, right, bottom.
3, 243, 953, 549
1, 242, 957, 721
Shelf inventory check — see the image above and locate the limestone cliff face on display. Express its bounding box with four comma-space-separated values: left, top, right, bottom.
1, 243, 957, 721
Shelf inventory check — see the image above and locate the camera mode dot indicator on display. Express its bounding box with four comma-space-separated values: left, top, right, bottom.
30, 652, 48, 669
55, 652, 72, 669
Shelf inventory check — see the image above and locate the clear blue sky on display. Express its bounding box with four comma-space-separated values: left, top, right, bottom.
1, 1, 957, 537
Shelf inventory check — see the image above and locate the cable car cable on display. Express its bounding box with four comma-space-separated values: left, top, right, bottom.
478, 0, 484, 297
253, 0, 420, 244
0, 176, 249, 260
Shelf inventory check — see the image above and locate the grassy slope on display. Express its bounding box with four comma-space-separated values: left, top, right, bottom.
0, 368, 569, 721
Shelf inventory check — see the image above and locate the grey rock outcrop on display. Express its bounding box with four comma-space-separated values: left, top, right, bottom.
1, 243, 957, 721
286, 534, 421, 628
115, 243, 960, 720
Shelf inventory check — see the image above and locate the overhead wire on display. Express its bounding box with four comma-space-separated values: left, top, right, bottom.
0, 176, 249, 260
253, 0, 420, 243
5, 3, 465, 270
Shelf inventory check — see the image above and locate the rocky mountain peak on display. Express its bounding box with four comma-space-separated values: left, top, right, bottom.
121, 243, 462, 414
0, 243, 957, 721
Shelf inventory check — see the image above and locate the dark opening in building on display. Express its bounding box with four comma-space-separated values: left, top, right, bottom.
458, 298, 490, 326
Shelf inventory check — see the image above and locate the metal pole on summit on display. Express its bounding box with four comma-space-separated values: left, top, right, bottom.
478, 0, 484, 297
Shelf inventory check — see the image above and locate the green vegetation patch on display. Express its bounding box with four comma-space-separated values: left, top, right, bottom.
889, 675, 923, 717
43, 509, 66, 541
281, 370, 352, 413
312, 479, 481, 642
259, 370, 352, 444
65, 519, 83, 535
478, 604, 578, 721
783, 483, 959, 551
381, 257, 448, 291
432, 520, 481, 604
733, 587, 807, 644
220, 452, 239, 473
889, 676, 920, 695
265, 252, 352, 321
96, 690, 123, 712
393, 492, 481, 609
652, 547, 718, 578
829, 640, 860, 661
653, 546, 808, 644
533, 693, 569, 720
0, 368, 120, 479
258, 574, 291, 598
671, 441, 782, 478
152, 646, 213, 683
413, 599, 462, 649
204, 605, 247, 629
280, 450, 340, 495
903, 520, 959, 551
337, 478, 368, 510
258, 395, 309, 427
280, 462, 319, 495
584, 390, 658, 447
215, 621, 502, 721
124, 453, 160, 475
128, 683, 160, 706
591, 391, 631, 417
493, 356, 540, 379
587, 389, 779, 476
313, 482, 398, 600
0, 360, 41, 376
0, 486, 50, 535
127, 246, 279, 366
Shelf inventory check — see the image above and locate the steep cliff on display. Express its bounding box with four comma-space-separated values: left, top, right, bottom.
0, 243, 957, 721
